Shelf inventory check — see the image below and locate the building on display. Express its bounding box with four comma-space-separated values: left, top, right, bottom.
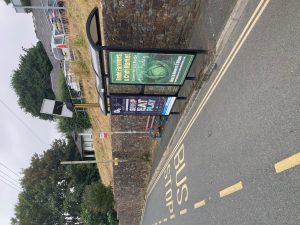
72, 129, 95, 160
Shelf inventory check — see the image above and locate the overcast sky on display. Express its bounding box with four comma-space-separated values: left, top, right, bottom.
0, 1, 61, 224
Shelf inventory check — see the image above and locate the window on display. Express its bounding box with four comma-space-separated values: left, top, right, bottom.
54, 37, 64, 45
84, 142, 93, 148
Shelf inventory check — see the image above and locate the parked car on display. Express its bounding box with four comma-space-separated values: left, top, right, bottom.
48, 0, 64, 7
51, 31, 72, 61
47, 9, 64, 34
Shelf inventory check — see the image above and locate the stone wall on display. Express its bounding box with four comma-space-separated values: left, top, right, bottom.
111, 116, 154, 225
101, 0, 201, 48
99, 1, 203, 224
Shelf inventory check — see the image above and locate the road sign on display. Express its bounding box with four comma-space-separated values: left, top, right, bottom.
114, 158, 119, 166
100, 132, 108, 139
40, 99, 73, 118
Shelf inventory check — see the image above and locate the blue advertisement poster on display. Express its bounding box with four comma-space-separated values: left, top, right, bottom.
110, 95, 176, 115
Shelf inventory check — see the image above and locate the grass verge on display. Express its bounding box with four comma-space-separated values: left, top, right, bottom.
64, 0, 113, 186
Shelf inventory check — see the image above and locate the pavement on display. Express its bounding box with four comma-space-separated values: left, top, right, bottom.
142, 0, 300, 224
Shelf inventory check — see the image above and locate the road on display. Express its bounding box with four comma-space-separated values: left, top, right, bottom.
141, 0, 300, 225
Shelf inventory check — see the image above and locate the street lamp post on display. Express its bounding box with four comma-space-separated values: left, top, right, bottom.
13, 5, 65, 10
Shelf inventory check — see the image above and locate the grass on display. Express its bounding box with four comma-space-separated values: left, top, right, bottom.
64, 0, 113, 186
56, 69, 66, 101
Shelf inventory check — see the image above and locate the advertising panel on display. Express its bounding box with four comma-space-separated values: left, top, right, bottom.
110, 95, 176, 116
109, 52, 194, 85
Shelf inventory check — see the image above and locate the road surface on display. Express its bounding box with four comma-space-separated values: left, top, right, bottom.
141, 0, 300, 224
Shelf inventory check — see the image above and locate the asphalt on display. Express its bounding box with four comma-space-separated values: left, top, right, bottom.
142, 0, 300, 224
152, 0, 238, 174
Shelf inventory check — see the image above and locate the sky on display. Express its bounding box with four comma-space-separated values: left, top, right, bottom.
0, 1, 61, 224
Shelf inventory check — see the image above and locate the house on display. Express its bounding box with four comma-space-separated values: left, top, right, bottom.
71, 129, 95, 160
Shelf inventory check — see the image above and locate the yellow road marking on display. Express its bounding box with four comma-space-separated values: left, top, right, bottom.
220, 181, 243, 198
163, 218, 168, 222
275, 152, 300, 173
180, 209, 188, 215
146, 0, 271, 198
194, 200, 206, 209
170, 214, 176, 220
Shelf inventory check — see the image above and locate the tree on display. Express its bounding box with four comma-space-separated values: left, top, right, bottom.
11, 137, 118, 225
3, 0, 11, 5
58, 112, 91, 134
12, 139, 78, 225
56, 69, 91, 134
82, 182, 114, 214
11, 41, 55, 121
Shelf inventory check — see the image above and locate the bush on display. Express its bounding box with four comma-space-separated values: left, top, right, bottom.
80, 182, 118, 225
56, 69, 91, 134
57, 112, 91, 134
11, 42, 54, 120
82, 182, 114, 214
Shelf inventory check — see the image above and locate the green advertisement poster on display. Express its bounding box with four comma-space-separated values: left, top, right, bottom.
109, 52, 195, 85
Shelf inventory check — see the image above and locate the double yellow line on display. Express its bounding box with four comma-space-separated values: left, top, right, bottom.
147, 0, 271, 197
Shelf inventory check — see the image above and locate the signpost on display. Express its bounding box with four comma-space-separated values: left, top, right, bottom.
40, 99, 73, 117
99, 132, 109, 139
109, 52, 195, 85
61, 158, 121, 166
110, 95, 176, 115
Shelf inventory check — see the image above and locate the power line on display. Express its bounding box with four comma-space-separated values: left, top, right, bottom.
0, 174, 22, 191
0, 169, 20, 187
0, 98, 48, 146
0, 161, 21, 178
0, 177, 21, 192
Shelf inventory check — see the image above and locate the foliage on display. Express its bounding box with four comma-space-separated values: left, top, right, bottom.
142, 152, 152, 162
107, 211, 119, 225
3, 0, 11, 5
20, 0, 32, 12
56, 70, 91, 134
80, 182, 118, 225
80, 206, 118, 225
56, 69, 67, 101
11, 137, 118, 225
11, 41, 55, 120
58, 112, 91, 134
72, 36, 86, 49
20, 0, 30, 6
82, 182, 114, 214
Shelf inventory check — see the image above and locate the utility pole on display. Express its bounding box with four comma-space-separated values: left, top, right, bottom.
73, 103, 99, 108
13, 5, 65, 10
61, 158, 125, 166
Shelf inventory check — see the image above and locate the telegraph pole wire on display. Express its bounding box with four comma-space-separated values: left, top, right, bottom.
0, 178, 21, 192
0, 174, 22, 191
0, 98, 48, 146
0, 161, 21, 178
0, 169, 20, 186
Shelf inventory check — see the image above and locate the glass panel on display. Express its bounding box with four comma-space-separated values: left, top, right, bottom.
54, 37, 64, 45
90, 15, 99, 44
